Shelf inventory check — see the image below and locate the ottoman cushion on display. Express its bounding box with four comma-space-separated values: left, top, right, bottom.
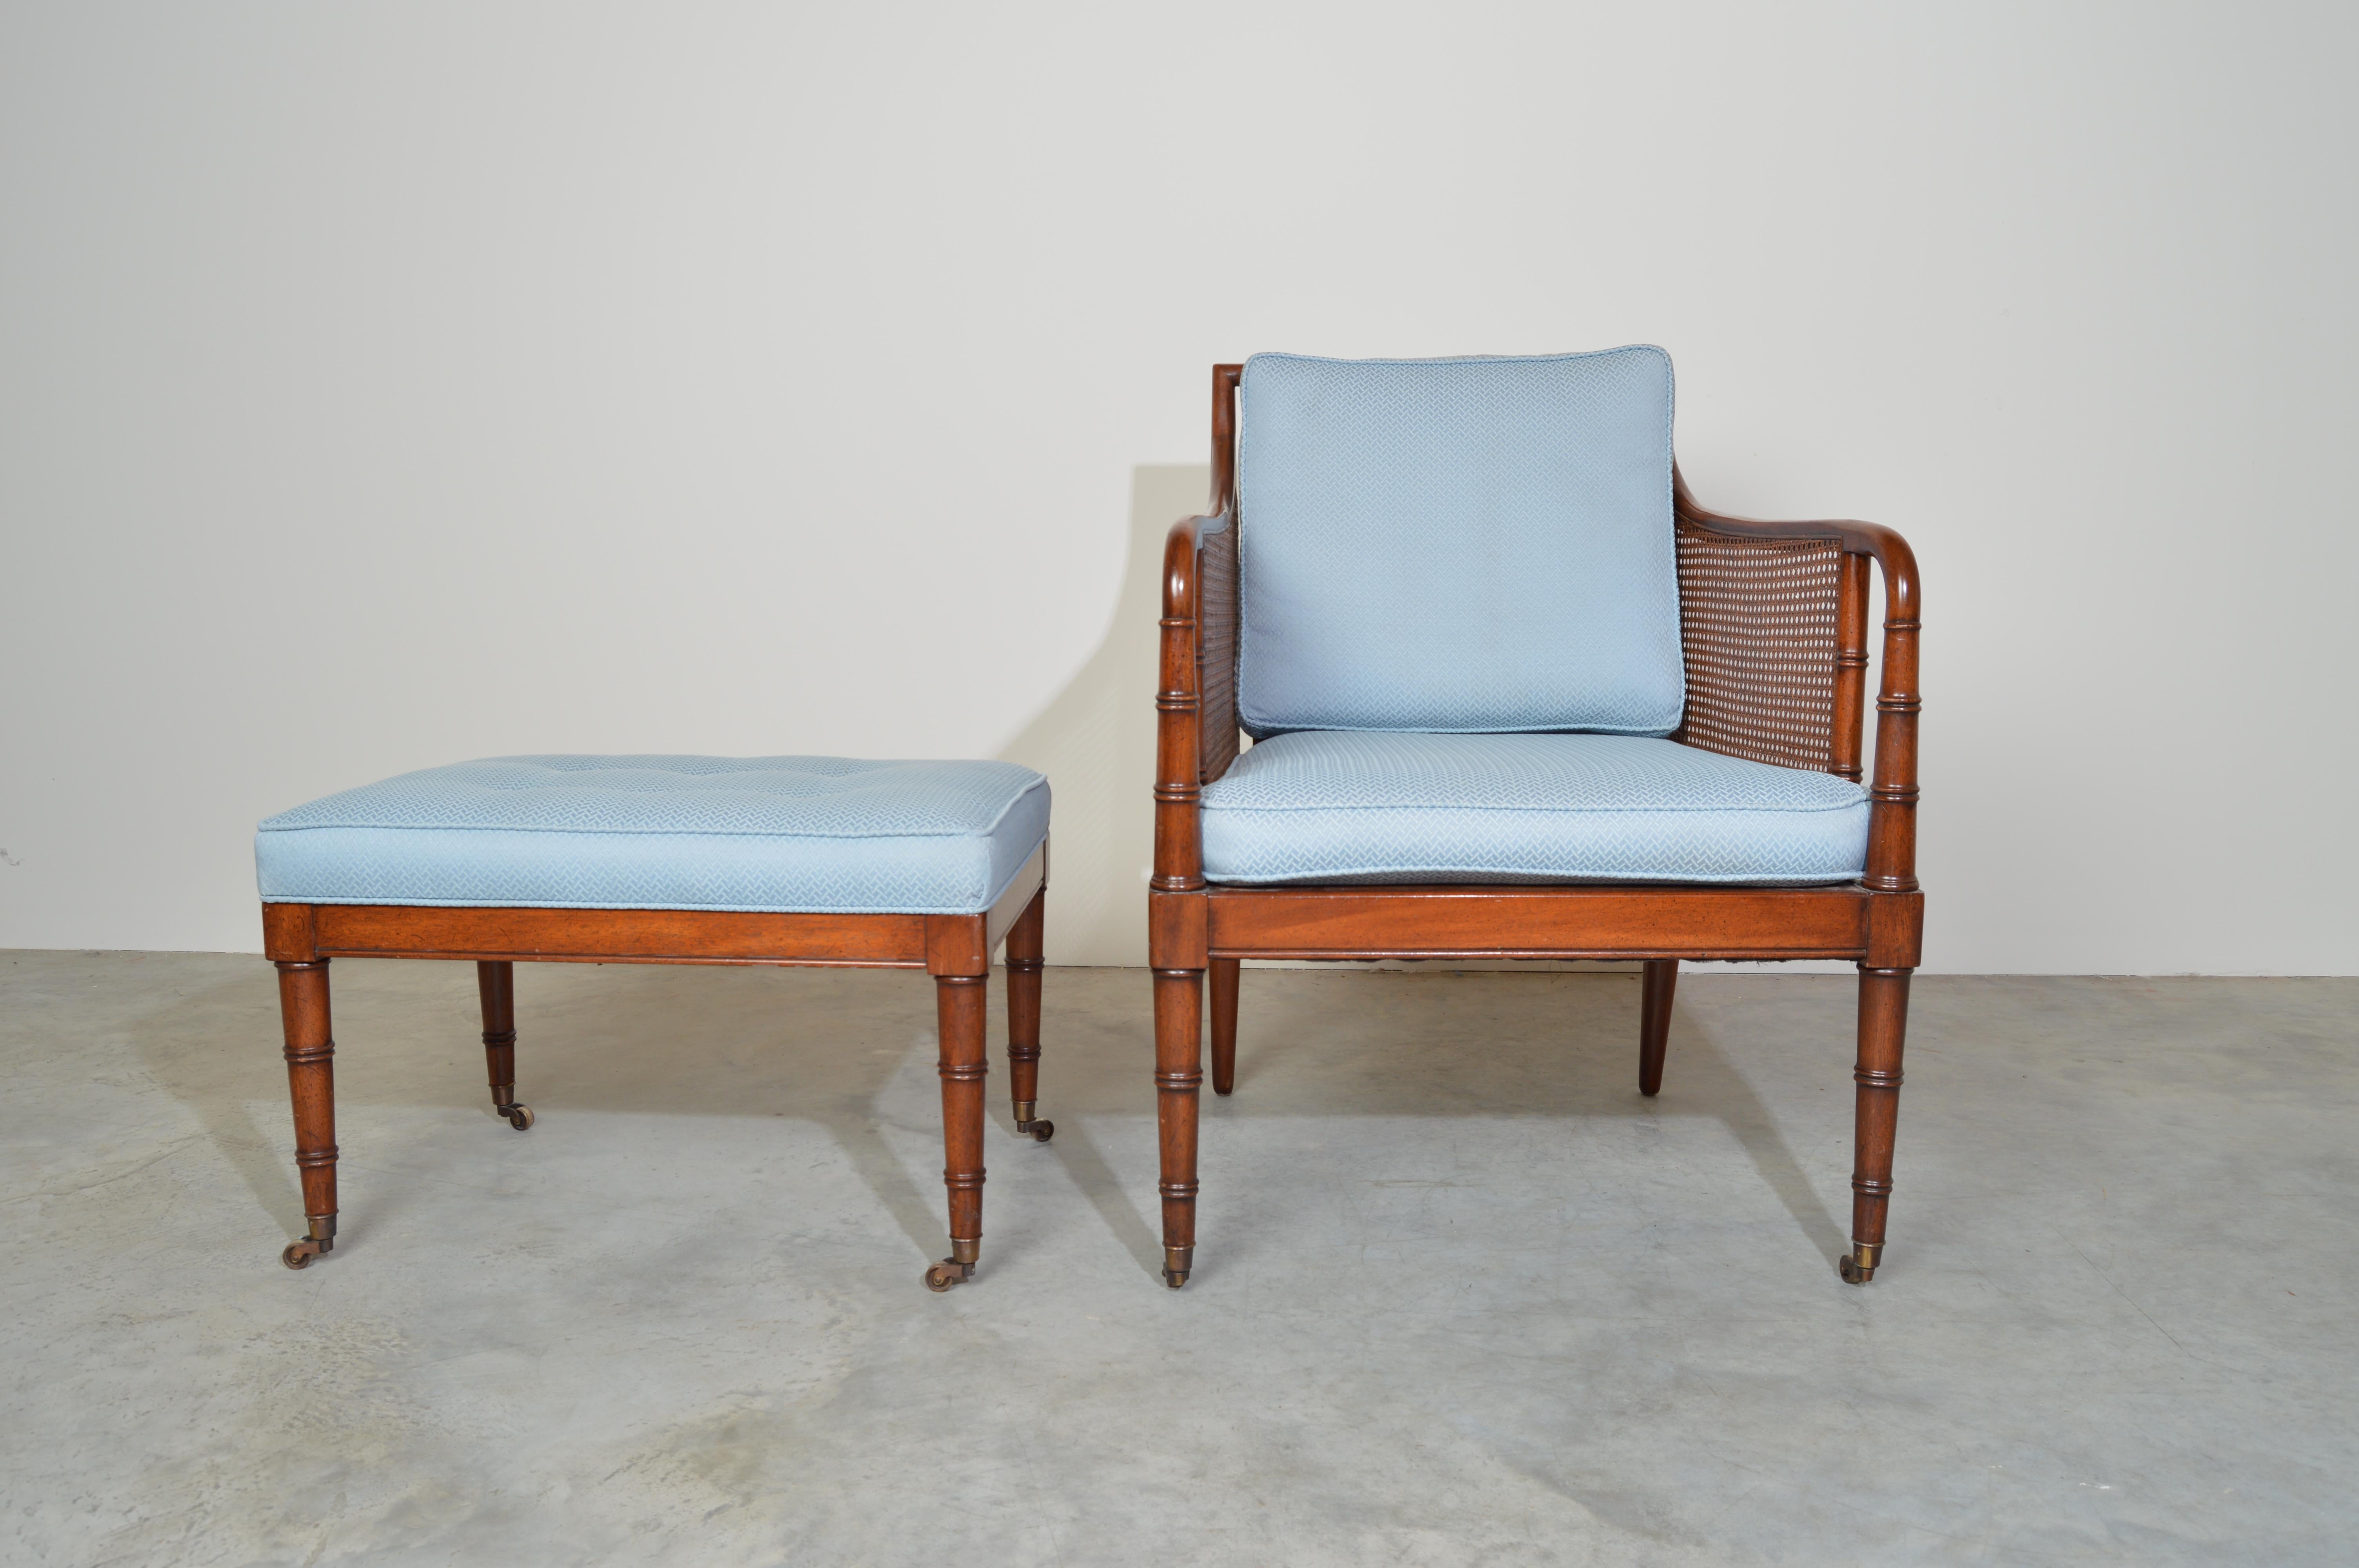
256, 755, 1050, 915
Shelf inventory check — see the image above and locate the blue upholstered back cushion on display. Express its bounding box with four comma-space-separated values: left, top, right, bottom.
255, 755, 1050, 915
1200, 731, 1866, 885
1236, 348, 1684, 738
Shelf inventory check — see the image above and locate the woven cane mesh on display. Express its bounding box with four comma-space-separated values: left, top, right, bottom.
1672, 522, 1845, 772
1198, 521, 1241, 782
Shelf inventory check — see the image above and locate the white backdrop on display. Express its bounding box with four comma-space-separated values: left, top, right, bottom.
4, 2, 2353, 972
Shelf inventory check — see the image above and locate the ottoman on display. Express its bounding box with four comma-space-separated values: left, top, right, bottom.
255, 754, 1052, 1291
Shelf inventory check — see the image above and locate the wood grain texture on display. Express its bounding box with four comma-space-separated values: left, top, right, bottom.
1205, 884, 1874, 961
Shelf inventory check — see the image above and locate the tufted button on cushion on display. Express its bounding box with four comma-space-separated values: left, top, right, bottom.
256, 756, 1050, 915
1200, 731, 1865, 885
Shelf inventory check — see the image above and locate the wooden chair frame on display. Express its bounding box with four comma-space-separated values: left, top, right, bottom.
262, 844, 1051, 1292
1148, 365, 1923, 1288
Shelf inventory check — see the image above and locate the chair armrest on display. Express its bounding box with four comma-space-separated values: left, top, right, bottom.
1675, 470, 1921, 893
1153, 511, 1235, 893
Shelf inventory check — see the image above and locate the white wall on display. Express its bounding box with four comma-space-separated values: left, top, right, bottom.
4, 2, 2354, 973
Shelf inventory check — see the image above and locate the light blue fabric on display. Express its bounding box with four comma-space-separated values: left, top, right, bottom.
1200, 731, 1866, 885
256, 756, 1050, 915
1235, 347, 1683, 739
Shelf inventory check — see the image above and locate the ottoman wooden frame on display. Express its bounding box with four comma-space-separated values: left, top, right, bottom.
262, 842, 1050, 1292
1149, 364, 1924, 1289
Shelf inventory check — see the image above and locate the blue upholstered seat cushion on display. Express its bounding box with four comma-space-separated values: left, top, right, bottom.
255, 756, 1050, 915
1236, 347, 1684, 739
1199, 731, 1866, 885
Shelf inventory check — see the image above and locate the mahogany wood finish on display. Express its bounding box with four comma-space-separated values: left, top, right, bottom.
262, 853, 1050, 1291
1638, 959, 1678, 1098
1208, 956, 1241, 1097
1005, 888, 1052, 1140
476, 960, 532, 1130
1150, 365, 1924, 1286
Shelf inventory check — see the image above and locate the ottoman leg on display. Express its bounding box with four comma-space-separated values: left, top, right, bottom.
1005, 889, 1052, 1142
476, 961, 533, 1130
276, 959, 339, 1269
926, 974, 989, 1291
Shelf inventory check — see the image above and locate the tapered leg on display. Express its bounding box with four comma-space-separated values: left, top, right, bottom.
1842, 966, 1912, 1283
925, 974, 989, 1291
1005, 890, 1052, 1141
1208, 956, 1240, 1097
1154, 967, 1204, 1287
1637, 959, 1678, 1097
476, 960, 533, 1130
276, 960, 338, 1268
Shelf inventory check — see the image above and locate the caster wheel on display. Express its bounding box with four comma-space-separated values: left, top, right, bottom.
1838, 1253, 1873, 1285
924, 1259, 971, 1293
1027, 1119, 1054, 1143
282, 1243, 313, 1270
1162, 1268, 1189, 1290
503, 1104, 535, 1131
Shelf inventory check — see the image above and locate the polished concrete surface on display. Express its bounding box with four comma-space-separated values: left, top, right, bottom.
2, 953, 2351, 1566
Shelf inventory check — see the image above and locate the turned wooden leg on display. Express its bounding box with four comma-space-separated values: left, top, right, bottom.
275, 959, 339, 1269
1005, 890, 1052, 1142
1843, 966, 1912, 1283
1154, 966, 1204, 1287
925, 974, 989, 1291
1209, 956, 1240, 1097
476, 960, 533, 1131
1638, 958, 1678, 1097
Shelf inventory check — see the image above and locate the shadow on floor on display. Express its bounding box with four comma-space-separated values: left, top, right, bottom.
130, 960, 1853, 1285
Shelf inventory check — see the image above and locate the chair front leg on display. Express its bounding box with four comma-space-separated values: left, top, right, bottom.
476, 960, 533, 1131
276, 959, 338, 1268
1005, 890, 1052, 1141
1209, 957, 1240, 1096
1843, 966, 1912, 1283
1154, 966, 1204, 1287
926, 974, 989, 1291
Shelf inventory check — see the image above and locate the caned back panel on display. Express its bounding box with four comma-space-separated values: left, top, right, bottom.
1672, 522, 1844, 772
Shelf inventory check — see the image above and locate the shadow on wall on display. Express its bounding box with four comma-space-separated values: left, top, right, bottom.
997, 465, 1210, 969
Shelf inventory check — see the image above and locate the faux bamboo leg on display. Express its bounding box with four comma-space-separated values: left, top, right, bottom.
1637, 959, 1678, 1098
1208, 956, 1240, 1097
276, 960, 339, 1269
925, 975, 989, 1291
1154, 967, 1204, 1287
1005, 891, 1051, 1141
476, 960, 533, 1130
1842, 966, 1913, 1283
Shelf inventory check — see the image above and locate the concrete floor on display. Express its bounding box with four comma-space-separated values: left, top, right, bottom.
1, 955, 2352, 1567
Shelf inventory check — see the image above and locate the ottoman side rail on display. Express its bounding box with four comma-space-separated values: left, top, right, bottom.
265, 904, 931, 969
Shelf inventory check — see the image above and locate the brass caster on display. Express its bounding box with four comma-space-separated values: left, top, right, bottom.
1838, 1243, 1881, 1285
1161, 1244, 1192, 1289
502, 1103, 535, 1131
1020, 1118, 1054, 1143
1162, 1267, 1189, 1289
282, 1238, 329, 1270
924, 1258, 974, 1293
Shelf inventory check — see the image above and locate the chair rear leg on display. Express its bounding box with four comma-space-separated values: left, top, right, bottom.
477, 960, 533, 1130
276, 959, 338, 1268
1638, 959, 1677, 1097
1154, 966, 1204, 1286
926, 974, 989, 1291
1843, 966, 1912, 1283
1209, 957, 1240, 1096
1005, 890, 1052, 1141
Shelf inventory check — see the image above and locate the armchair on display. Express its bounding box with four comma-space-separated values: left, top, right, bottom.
1149, 350, 1923, 1288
